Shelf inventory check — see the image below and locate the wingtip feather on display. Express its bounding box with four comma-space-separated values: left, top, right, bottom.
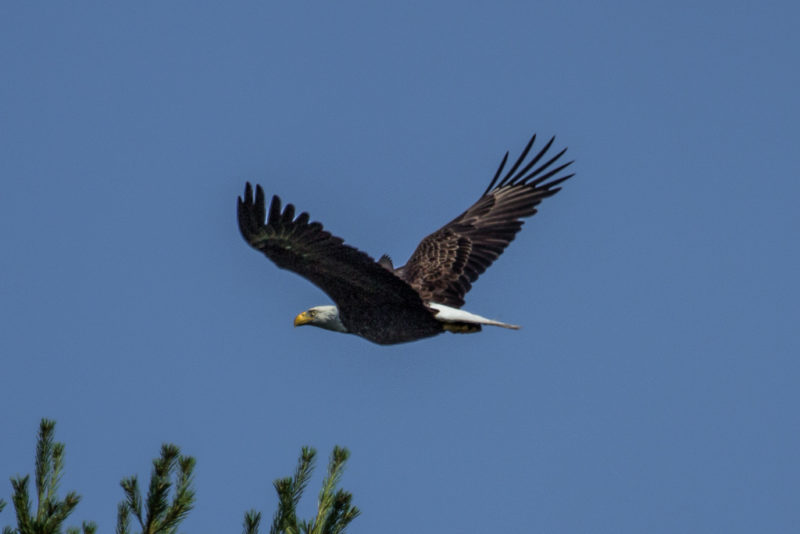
267, 194, 281, 224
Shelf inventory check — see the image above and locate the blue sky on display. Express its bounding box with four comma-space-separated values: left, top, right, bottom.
1, 2, 798, 532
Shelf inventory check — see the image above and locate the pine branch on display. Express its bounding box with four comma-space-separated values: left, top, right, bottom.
117, 443, 195, 534
120, 477, 144, 527
143, 445, 176, 534
4, 419, 90, 534
320, 490, 359, 534
243, 510, 261, 534
46, 491, 80, 530
252, 446, 358, 534
116, 500, 131, 534
158, 455, 195, 534
270, 448, 315, 534
34, 419, 56, 517
310, 447, 358, 534
10, 476, 32, 533
291, 448, 316, 510
270, 478, 299, 534
48, 443, 66, 507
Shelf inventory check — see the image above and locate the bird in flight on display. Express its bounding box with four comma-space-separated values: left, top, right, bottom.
238, 134, 574, 345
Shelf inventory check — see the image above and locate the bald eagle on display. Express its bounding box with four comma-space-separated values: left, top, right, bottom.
238, 134, 573, 345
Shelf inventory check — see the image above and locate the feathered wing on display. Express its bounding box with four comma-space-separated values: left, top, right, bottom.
237, 184, 427, 314
397, 135, 574, 308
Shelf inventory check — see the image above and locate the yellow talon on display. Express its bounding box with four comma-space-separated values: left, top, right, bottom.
443, 323, 481, 334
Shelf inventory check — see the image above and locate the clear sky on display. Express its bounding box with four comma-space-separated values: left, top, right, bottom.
1, 2, 798, 533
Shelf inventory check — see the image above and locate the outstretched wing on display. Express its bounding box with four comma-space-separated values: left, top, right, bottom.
397, 134, 574, 308
238, 183, 426, 313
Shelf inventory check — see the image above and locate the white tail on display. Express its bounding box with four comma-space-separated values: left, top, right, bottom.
429, 303, 520, 330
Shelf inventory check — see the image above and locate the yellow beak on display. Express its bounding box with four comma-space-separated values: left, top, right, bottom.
294, 311, 313, 327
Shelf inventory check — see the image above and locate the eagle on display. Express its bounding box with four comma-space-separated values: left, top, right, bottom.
237, 134, 573, 345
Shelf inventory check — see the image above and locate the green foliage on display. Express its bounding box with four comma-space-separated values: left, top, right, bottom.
1, 419, 95, 534
242, 510, 261, 534
116, 444, 196, 534
4, 421, 359, 534
250, 446, 359, 534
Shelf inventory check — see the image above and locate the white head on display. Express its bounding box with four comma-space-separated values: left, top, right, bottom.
293, 305, 348, 333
